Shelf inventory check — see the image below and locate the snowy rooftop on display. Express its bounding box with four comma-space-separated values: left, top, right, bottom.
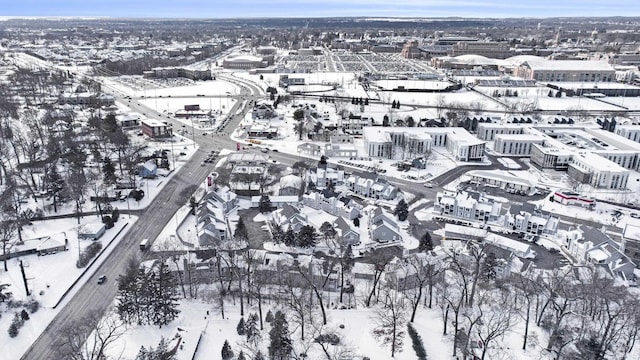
520, 59, 614, 72
624, 224, 640, 241
494, 133, 545, 142
572, 152, 628, 172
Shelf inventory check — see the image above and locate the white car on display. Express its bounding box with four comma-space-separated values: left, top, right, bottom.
423, 182, 433, 188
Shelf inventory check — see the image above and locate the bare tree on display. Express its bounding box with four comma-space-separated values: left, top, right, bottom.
372, 284, 407, 358
56, 308, 127, 360
474, 289, 515, 360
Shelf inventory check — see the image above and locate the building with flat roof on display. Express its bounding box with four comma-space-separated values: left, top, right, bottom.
140, 119, 170, 138
615, 124, 640, 144
450, 41, 512, 59
514, 59, 615, 82
530, 143, 573, 170
494, 133, 545, 156
568, 152, 630, 190
363, 127, 484, 162
223, 54, 270, 69
477, 123, 525, 141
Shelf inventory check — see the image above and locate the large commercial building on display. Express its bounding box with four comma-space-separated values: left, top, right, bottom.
450, 41, 512, 59
223, 54, 272, 69
514, 58, 615, 82
143, 67, 212, 80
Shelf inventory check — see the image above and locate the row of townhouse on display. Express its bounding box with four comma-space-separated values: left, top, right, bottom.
345, 172, 398, 200
433, 190, 502, 224
433, 190, 559, 237
196, 186, 238, 248
303, 190, 361, 220
271, 203, 401, 246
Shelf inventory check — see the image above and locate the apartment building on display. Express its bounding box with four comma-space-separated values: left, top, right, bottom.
568, 152, 630, 190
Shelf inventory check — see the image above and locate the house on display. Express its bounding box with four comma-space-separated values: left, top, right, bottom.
36, 236, 68, 256
433, 190, 502, 224
272, 204, 307, 232
78, 223, 106, 240
334, 217, 360, 246
137, 160, 158, 178
195, 186, 239, 248
312, 166, 345, 190
252, 101, 276, 119
369, 207, 402, 243
197, 199, 230, 247
506, 203, 559, 236
279, 174, 302, 196
565, 226, 636, 281
204, 186, 238, 214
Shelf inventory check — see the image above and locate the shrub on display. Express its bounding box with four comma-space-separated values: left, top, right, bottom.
407, 323, 427, 360
76, 242, 103, 268
20, 310, 29, 321
265, 310, 274, 323
102, 215, 114, 229
27, 300, 40, 314
8, 322, 18, 338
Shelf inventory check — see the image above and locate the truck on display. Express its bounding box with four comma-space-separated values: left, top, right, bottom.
139, 238, 150, 250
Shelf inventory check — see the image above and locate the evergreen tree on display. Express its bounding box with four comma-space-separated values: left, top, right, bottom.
237, 351, 246, 360
283, 226, 296, 247
418, 232, 434, 252
296, 225, 317, 248
117, 259, 142, 325
396, 100, 401, 109
237, 317, 246, 335
221, 340, 234, 360
483, 252, 498, 281
353, 217, 360, 227
265, 310, 274, 323
102, 157, 117, 185
245, 313, 261, 346
394, 199, 409, 222
258, 195, 272, 213
235, 217, 248, 243
269, 311, 293, 360
271, 224, 284, 244
135, 337, 175, 360
151, 260, 181, 327
44, 164, 65, 213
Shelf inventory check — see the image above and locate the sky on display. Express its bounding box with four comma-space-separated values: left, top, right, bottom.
2, 0, 639, 18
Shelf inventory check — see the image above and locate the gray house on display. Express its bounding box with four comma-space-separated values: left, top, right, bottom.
335, 217, 360, 246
